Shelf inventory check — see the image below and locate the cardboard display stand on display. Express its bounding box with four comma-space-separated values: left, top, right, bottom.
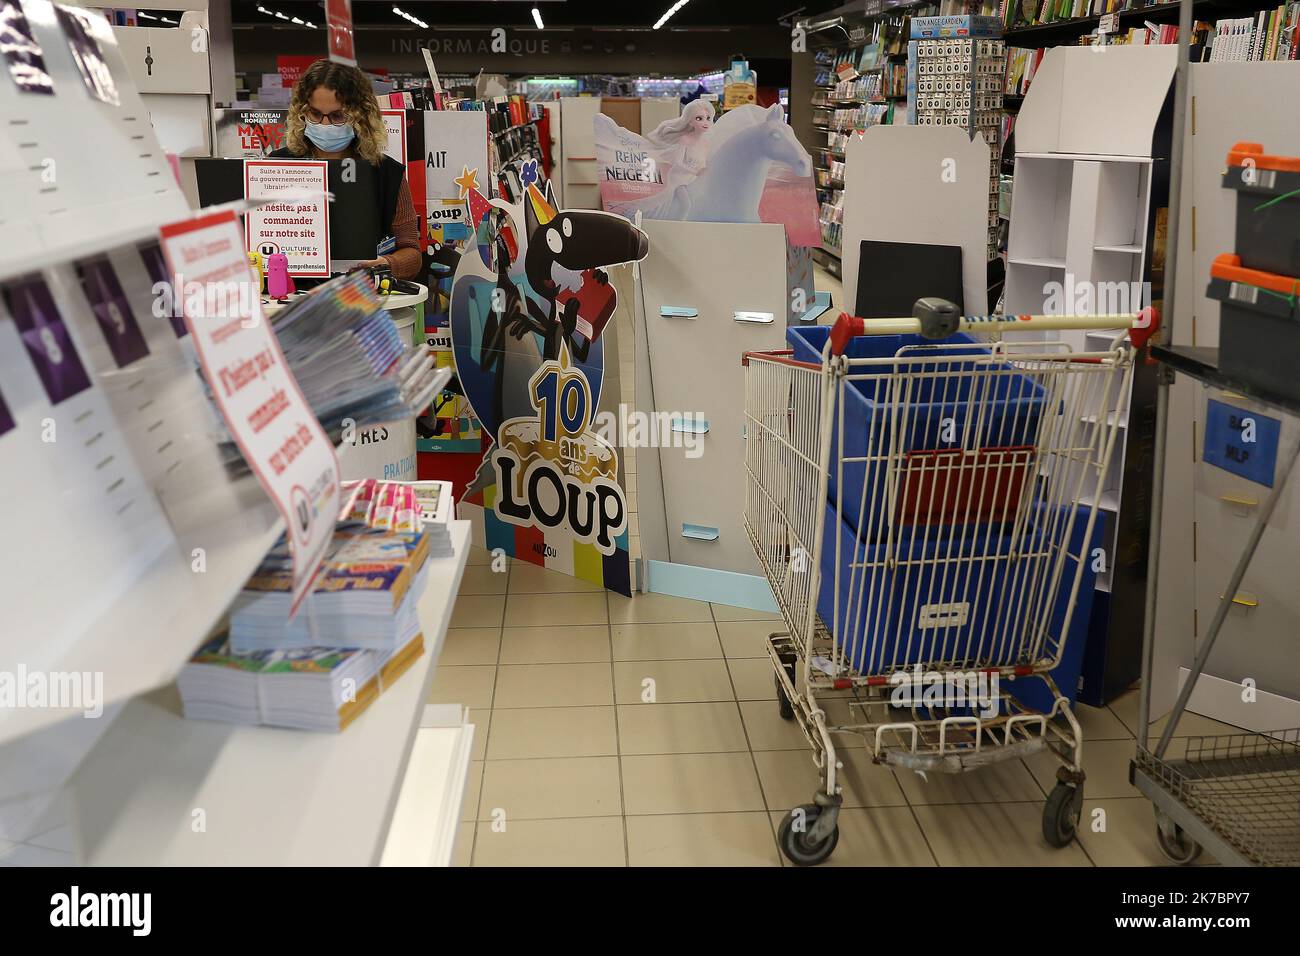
841, 126, 990, 320
634, 219, 789, 608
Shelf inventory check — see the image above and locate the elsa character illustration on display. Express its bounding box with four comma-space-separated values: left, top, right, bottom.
644, 99, 715, 184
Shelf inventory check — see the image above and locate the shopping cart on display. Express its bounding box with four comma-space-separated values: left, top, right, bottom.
742, 301, 1156, 865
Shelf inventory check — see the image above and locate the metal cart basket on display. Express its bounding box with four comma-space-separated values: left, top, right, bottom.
743, 307, 1148, 865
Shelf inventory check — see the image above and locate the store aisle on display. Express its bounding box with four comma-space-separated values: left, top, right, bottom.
814, 261, 843, 313
433, 555, 1232, 867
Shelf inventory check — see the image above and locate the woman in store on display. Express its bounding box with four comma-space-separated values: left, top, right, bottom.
270, 60, 421, 279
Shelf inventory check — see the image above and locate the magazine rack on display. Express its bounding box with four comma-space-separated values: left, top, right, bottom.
0, 6, 474, 865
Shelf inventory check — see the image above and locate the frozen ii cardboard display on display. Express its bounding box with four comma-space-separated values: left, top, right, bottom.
595, 102, 819, 246
450, 162, 649, 593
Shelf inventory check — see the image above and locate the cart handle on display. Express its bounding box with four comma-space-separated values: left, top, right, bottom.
827, 304, 1162, 356
740, 349, 822, 371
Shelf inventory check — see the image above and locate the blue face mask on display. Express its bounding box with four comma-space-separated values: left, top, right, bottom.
304, 120, 355, 152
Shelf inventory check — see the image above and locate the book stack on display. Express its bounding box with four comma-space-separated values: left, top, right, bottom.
178, 631, 425, 732
178, 478, 460, 731
227, 524, 432, 653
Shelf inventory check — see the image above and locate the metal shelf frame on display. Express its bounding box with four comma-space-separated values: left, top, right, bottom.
1133, 0, 1300, 865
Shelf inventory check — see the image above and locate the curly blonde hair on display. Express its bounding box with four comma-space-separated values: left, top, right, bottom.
285, 60, 387, 165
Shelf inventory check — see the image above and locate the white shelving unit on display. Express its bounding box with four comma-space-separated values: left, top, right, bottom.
0, 9, 474, 865
1001, 44, 1176, 704
68, 521, 473, 866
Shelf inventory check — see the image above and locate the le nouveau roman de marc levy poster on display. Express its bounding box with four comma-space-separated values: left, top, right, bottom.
449, 165, 648, 593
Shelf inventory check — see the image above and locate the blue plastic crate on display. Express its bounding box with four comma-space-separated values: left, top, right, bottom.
788, 325, 1046, 539
816, 498, 1099, 707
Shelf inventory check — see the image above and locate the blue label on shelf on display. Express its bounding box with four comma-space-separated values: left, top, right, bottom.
1203, 398, 1281, 488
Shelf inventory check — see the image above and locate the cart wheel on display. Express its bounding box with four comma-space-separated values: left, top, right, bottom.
1042, 782, 1083, 847
778, 804, 839, 866
1154, 811, 1203, 865
775, 672, 795, 721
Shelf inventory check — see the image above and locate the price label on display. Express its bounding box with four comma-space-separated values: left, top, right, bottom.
1099, 12, 1118, 34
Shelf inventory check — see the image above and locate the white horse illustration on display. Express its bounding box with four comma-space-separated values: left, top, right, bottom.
598, 103, 812, 224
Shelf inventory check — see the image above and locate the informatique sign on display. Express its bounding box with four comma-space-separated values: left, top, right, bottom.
243, 160, 330, 277
158, 209, 341, 615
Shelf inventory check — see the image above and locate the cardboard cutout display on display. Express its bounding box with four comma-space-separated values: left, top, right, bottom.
451, 164, 649, 593
595, 102, 819, 246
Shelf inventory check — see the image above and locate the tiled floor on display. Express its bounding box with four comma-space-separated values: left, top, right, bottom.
435, 554, 1238, 867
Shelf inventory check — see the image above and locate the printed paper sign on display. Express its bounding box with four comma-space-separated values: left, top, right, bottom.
77, 257, 149, 368
54, 4, 118, 106
0, 384, 13, 437
1, 275, 93, 405
139, 241, 188, 338
450, 176, 648, 594
0, 0, 54, 94
425, 110, 490, 210
595, 102, 820, 246
381, 108, 406, 163
325, 0, 355, 66
244, 160, 330, 277
159, 209, 341, 615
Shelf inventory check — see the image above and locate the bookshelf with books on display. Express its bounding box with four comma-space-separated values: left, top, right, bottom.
999, 0, 1295, 46
1005, 6, 1298, 103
